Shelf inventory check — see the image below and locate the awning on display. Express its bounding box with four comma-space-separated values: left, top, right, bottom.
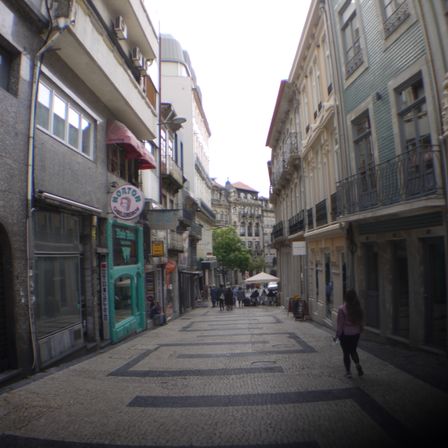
106, 120, 156, 169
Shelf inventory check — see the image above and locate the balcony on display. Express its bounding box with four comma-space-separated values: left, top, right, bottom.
167, 230, 184, 252
315, 199, 328, 227
161, 156, 184, 192
271, 221, 284, 242
336, 147, 442, 217
383, 1, 410, 38
189, 222, 202, 240
307, 208, 314, 230
53, 0, 158, 139
288, 210, 305, 235
179, 207, 193, 228
271, 132, 300, 195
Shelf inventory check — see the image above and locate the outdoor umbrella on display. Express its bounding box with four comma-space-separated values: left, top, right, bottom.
244, 272, 279, 284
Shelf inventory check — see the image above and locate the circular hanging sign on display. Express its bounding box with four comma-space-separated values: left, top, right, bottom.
110, 184, 144, 220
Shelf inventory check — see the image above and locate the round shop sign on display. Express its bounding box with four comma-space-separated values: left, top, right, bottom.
110, 184, 144, 220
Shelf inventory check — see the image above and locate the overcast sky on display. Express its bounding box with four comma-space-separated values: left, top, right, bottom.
147, 0, 312, 198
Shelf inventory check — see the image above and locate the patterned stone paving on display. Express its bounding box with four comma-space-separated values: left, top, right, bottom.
0, 306, 446, 448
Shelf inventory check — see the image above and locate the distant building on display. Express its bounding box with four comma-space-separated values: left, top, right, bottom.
211, 180, 276, 283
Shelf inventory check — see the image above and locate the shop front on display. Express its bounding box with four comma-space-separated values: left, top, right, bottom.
106, 219, 145, 343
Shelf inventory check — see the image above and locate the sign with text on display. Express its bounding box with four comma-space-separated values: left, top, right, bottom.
292, 241, 306, 256
152, 240, 164, 257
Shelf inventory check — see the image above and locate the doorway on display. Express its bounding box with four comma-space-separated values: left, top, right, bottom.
364, 243, 380, 329
392, 240, 409, 338
422, 237, 446, 348
0, 227, 16, 373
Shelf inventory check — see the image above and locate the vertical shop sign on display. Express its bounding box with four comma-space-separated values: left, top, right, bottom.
100, 261, 109, 322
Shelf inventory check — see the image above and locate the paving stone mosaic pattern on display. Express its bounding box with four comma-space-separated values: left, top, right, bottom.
0, 306, 447, 448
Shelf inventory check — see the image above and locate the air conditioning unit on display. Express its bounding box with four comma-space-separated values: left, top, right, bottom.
114, 16, 127, 40
131, 47, 144, 68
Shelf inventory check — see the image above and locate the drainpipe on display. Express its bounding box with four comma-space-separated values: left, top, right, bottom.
26, 4, 72, 371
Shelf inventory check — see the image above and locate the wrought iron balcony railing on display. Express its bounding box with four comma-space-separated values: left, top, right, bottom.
315, 199, 328, 227
271, 221, 284, 241
288, 210, 305, 235
383, 0, 410, 38
336, 147, 442, 217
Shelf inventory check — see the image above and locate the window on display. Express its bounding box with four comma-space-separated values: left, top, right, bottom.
396, 74, 434, 196
108, 145, 139, 185
382, 0, 410, 37
340, 0, 363, 78
34, 211, 81, 339
322, 35, 333, 93
397, 74, 431, 151
352, 111, 377, 206
36, 81, 94, 158
0, 43, 13, 92
240, 222, 246, 237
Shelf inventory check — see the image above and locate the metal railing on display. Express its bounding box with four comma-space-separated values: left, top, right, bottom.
271, 221, 284, 241
288, 210, 305, 235
315, 199, 328, 227
336, 147, 441, 217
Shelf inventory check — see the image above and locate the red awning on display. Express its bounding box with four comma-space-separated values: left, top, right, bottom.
106, 120, 156, 169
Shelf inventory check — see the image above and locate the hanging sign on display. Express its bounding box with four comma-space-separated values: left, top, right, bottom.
110, 184, 144, 220
152, 240, 164, 257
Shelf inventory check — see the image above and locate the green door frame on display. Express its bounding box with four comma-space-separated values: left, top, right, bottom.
106, 219, 145, 343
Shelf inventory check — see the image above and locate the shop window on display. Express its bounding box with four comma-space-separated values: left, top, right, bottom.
33, 211, 82, 339
114, 275, 133, 324
36, 81, 94, 158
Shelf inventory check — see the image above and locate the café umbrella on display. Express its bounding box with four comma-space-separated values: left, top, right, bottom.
244, 272, 280, 284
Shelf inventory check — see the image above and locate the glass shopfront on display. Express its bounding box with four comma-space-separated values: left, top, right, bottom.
107, 219, 145, 343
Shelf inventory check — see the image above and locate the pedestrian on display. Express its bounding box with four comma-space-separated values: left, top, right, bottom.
237, 287, 245, 308
217, 284, 225, 311
210, 285, 218, 308
224, 286, 233, 311
334, 289, 364, 378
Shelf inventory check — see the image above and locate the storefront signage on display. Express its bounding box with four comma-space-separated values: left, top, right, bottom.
100, 261, 109, 323
113, 224, 137, 266
110, 184, 144, 220
152, 241, 164, 257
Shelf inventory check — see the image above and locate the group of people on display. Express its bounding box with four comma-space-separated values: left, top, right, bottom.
209, 284, 246, 310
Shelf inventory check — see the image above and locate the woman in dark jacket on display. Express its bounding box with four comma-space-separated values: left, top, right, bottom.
224, 286, 234, 311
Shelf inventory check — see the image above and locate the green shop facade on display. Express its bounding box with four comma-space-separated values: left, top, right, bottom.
105, 185, 146, 343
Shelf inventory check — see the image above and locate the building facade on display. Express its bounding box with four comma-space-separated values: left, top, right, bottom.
0, 0, 160, 377
268, 0, 447, 353
268, 0, 345, 320
211, 180, 276, 284
160, 34, 216, 311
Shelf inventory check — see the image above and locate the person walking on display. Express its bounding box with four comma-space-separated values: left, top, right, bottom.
224, 286, 233, 311
210, 285, 218, 308
217, 284, 225, 311
334, 289, 364, 378
237, 287, 245, 308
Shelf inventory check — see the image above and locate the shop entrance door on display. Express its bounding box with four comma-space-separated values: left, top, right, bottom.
392, 240, 409, 338
422, 237, 446, 348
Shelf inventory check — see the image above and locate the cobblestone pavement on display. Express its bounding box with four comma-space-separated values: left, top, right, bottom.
0, 305, 447, 448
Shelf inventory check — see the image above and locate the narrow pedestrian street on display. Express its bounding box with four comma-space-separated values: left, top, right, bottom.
0, 305, 447, 448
